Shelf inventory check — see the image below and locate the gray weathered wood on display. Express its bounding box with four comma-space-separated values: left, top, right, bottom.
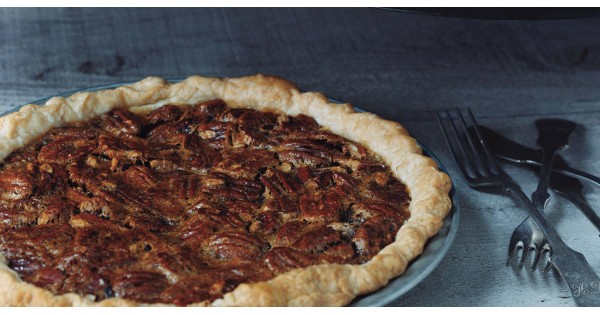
1, 8, 599, 306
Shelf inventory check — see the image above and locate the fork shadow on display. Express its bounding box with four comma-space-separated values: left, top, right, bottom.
507, 255, 568, 303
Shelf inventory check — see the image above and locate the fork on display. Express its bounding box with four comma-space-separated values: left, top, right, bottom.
507, 119, 576, 271
436, 108, 600, 307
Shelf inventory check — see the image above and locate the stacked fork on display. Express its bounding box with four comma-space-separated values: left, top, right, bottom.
437, 108, 600, 307
505, 118, 576, 272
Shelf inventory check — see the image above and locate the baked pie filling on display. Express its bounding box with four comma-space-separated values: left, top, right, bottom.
0, 100, 411, 305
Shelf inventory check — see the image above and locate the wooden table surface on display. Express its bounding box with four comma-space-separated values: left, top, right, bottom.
1, 8, 600, 307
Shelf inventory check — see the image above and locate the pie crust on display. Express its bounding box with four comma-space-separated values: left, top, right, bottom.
0, 74, 451, 306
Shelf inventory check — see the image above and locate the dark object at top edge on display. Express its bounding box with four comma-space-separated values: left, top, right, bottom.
381, 8, 600, 20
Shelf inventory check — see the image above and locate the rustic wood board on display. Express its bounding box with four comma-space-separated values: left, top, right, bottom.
1, 8, 599, 306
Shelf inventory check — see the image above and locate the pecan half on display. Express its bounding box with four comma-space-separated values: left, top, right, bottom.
38, 137, 97, 165
264, 247, 317, 274
167, 174, 203, 201
122, 165, 159, 189
0, 169, 34, 200
215, 149, 278, 179
99, 109, 145, 137
298, 191, 342, 224
206, 232, 269, 262
195, 121, 233, 149
37, 200, 74, 225
278, 149, 330, 167
260, 169, 302, 197
272, 220, 311, 247
279, 114, 319, 132
146, 104, 184, 125
293, 226, 342, 254
181, 206, 246, 242
192, 99, 227, 118
31, 267, 66, 292
350, 202, 404, 224
248, 211, 282, 235
111, 271, 168, 303
352, 217, 400, 258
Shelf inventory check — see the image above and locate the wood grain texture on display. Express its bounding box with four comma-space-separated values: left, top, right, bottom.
1, 8, 600, 306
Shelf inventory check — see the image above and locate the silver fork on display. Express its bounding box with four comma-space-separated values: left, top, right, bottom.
436, 108, 600, 306
508, 220, 551, 271
507, 119, 576, 271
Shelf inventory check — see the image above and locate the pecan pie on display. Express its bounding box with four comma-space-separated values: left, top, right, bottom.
0, 75, 451, 306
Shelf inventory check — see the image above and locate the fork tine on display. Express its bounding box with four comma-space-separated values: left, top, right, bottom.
436, 110, 478, 181
530, 246, 543, 272
541, 244, 554, 273
455, 108, 490, 175
446, 109, 484, 178
542, 262, 553, 273
517, 244, 532, 270
466, 108, 503, 174
529, 231, 547, 271
506, 232, 523, 266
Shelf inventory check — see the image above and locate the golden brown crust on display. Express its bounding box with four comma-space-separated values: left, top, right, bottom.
0, 74, 452, 306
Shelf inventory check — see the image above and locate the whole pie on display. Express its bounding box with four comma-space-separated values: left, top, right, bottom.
0, 75, 451, 306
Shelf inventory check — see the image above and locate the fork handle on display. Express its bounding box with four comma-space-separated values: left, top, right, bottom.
551, 248, 600, 306
531, 149, 556, 209
503, 182, 600, 307
557, 190, 600, 235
